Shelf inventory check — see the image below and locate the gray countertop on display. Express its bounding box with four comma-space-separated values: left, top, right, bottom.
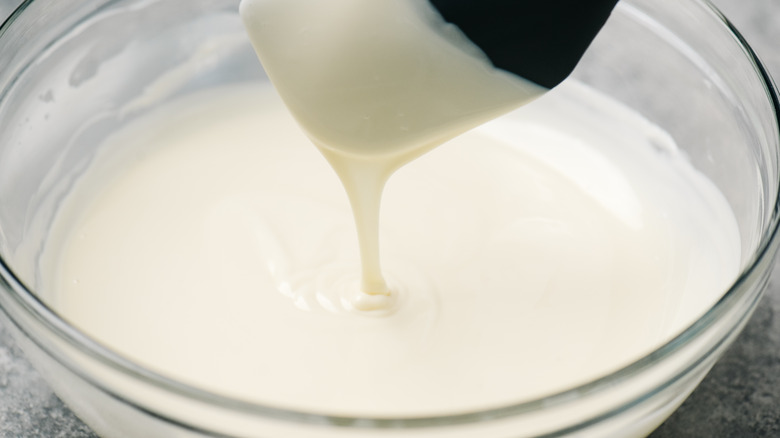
2, 0, 780, 436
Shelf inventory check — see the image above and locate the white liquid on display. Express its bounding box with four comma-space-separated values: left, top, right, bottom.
239, 0, 544, 300
44, 81, 740, 417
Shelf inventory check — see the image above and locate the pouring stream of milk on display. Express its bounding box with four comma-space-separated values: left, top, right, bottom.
239, 0, 545, 308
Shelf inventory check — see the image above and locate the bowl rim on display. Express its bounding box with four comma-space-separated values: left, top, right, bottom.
1, 0, 779, 433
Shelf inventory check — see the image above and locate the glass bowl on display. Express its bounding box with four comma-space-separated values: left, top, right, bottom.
0, 0, 778, 436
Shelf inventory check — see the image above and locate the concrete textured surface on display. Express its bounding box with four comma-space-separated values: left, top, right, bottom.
1, 0, 779, 437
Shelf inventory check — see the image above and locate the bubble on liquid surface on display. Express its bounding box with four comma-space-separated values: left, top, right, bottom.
283, 260, 439, 319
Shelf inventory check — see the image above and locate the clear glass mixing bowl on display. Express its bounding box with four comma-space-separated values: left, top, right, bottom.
0, 0, 778, 436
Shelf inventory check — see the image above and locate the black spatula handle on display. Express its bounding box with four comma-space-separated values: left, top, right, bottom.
429, 0, 619, 88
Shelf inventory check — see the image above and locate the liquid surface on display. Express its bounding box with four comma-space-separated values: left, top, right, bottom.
43, 82, 740, 417
240, 0, 544, 300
